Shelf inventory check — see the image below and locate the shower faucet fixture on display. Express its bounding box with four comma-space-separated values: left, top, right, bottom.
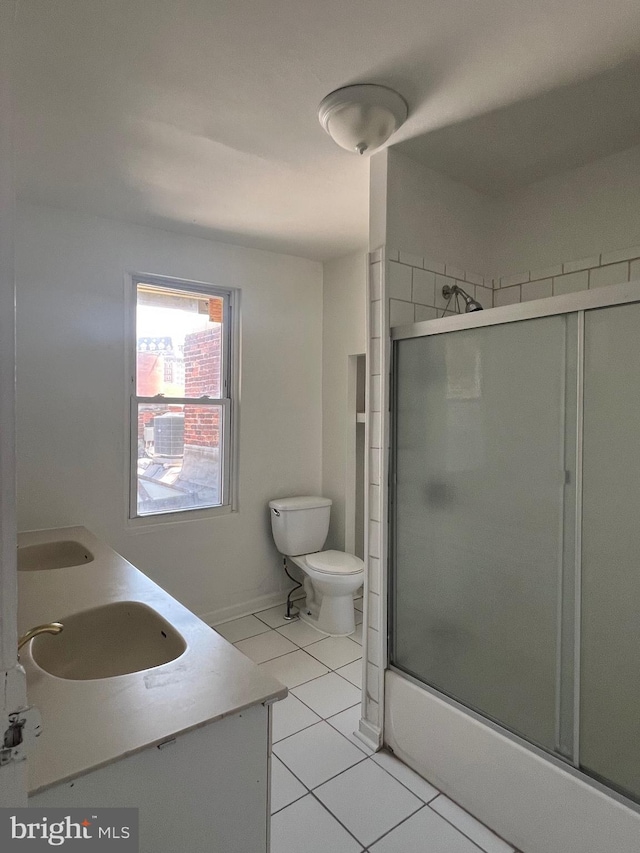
441, 283, 483, 314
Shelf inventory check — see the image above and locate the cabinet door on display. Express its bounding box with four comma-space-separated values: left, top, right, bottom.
30, 704, 269, 852
580, 302, 640, 801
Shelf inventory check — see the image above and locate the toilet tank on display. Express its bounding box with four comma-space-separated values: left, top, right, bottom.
269, 496, 332, 556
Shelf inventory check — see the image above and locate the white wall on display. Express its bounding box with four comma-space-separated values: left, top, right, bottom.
0, 0, 17, 673
384, 149, 498, 275
0, 1, 29, 810
369, 152, 388, 252
15, 203, 323, 623
321, 251, 367, 550
381, 143, 640, 281
493, 144, 640, 275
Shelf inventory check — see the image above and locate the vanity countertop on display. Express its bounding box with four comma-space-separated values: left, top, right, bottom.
18, 526, 287, 795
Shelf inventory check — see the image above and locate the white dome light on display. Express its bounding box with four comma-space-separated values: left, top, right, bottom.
318, 84, 408, 155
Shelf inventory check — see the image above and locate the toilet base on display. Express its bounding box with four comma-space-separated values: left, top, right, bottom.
298, 594, 356, 638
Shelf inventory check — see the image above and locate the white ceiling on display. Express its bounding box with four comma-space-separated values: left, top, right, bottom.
14, 0, 640, 261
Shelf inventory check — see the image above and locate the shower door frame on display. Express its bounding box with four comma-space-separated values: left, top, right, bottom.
387, 278, 640, 812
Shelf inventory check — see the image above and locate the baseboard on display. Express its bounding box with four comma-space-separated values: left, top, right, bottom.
357, 718, 382, 751
201, 589, 306, 627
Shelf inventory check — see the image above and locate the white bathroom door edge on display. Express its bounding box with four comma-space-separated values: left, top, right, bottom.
0, 0, 29, 808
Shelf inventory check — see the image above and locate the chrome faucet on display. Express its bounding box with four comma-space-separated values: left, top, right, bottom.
18, 622, 64, 651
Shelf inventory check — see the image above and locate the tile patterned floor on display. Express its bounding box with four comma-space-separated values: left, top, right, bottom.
216, 601, 517, 853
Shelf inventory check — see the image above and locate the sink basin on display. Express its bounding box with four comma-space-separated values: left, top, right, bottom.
30, 601, 187, 680
18, 540, 94, 571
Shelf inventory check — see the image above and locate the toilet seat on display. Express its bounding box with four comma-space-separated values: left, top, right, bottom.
305, 549, 364, 575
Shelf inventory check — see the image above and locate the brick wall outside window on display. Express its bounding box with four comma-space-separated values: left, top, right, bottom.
183, 326, 222, 446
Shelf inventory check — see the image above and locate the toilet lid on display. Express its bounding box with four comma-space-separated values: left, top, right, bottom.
306, 550, 364, 575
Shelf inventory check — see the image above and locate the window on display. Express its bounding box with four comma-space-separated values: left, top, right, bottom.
130, 276, 237, 518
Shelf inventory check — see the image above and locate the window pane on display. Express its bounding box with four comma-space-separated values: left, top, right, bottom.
136, 284, 224, 398
136, 403, 223, 516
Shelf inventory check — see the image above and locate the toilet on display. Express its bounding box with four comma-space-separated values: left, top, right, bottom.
269, 496, 365, 637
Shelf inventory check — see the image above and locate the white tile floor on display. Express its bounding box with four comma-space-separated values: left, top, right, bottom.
216, 601, 517, 853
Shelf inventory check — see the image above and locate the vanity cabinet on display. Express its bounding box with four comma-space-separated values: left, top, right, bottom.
19, 526, 286, 853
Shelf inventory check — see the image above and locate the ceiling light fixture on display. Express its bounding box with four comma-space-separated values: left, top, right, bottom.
318, 84, 408, 155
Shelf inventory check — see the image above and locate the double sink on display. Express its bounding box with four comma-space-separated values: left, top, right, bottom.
18, 539, 186, 681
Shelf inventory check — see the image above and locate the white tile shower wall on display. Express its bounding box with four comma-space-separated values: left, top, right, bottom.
386, 256, 493, 327
495, 244, 640, 305
361, 254, 387, 747
386, 243, 640, 313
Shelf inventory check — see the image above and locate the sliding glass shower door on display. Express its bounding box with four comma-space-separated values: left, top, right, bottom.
391, 288, 640, 802
392, 314, 578, 755
580, 302, 640, 802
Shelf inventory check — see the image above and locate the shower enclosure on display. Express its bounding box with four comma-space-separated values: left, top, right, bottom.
390, 282, 640, 807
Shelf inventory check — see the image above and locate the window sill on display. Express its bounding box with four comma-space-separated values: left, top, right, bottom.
126, 503, 235, 531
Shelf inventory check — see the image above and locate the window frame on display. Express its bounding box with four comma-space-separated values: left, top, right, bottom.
127, 273, 239, 524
